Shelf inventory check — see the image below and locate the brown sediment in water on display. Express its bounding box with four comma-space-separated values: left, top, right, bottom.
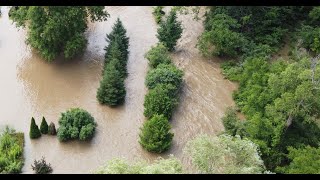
0, 6, 236, 173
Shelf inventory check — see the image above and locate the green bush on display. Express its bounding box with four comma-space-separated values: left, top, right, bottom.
40, 117, 48, 134
146, 64, 183, 89
157, 10, 183, 51
143, 84, 179, 119
152, 6, 165, 24
29, 117, 41, 139
48, 122, 57, 135
57, 108, 96, 141
31, 157, 53, 174
144, 43, 172, 68
139, 114, 174, 153
0, 127, 24, 174
97, 59, 126, 106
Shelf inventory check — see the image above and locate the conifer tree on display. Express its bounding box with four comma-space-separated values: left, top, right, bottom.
30, 117, 41, 139
48, 122, 57, 135
40, 117, 49, 134
157, 10, 183, 51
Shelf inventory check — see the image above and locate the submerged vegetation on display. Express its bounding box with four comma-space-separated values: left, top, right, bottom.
0, 127, 24, 174
96, 18, 129, 106
1, 6, 320, 174
57, 108, 96, 142
9, 6, 109, 61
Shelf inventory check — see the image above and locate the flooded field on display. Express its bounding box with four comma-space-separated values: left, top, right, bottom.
0, 6, 236, 173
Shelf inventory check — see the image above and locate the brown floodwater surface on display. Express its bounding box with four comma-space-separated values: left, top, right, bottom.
0, 6, 236, 173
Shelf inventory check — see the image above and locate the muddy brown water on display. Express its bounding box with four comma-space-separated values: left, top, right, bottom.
0, 6, 236, 173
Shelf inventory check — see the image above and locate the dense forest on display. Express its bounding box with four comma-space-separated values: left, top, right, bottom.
0, 6, 320, 174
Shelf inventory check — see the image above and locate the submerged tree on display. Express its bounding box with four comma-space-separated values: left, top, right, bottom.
157, 9, 183, 51
29, 117, 41, 139
40, 117, 48, 134
184, 134, 266, 174
9, 6, 109, 61
139, 114, 174, 153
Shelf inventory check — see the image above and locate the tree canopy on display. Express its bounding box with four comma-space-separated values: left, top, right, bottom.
9, 6, 109, 61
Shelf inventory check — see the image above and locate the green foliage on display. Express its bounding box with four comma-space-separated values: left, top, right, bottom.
48, 122, 57, 135
276, 146, 320, 174
157, 9, 183, 51
222, 107, 246, 136
300, 25, 320, 54
0, 127, 24, 174
139, 114, 174, 153
31, 157, 53, 174
152, 6, 165, 24
143, 84, 179, 119
146, 64, 183, 89
40, 117, 48, 134
198, 13, 248, 57
144, 43, 172, 68
29, 117, 41, 139
184, 134, 266, 174
220, 61, 243, 81
97, 18, 129, 106
95, 155, 182, 174
97, 59, 126, 106
57, 108, 96, 141
199, 6, 309, 58
9, 6, 109, 61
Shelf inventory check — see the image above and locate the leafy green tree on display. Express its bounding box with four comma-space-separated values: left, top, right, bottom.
29, 117, 41, 139
144, 43, 172, 68
9, 6, 109, 61
40, 117, 48, 134
184, 134, 266, 174
157, 9, 183, 51
97, 59, 126, 106
143, 84, 179, 119
276, 146, 320, 174
139, 114, 174, 153
197, 13, 248, 57
95, 156, 182, 174
152, 6, 165, 24
146, 64, 183, 89
57, 108, 96, 141
48, 122, 57, 135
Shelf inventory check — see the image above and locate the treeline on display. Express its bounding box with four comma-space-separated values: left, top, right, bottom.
139, 10, 183, 153
199, 6, 320, 173
97, 18, 129, 106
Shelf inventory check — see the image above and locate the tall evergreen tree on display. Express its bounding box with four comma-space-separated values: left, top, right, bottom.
157, 10, 183, 51
97, 59, 126, 106
30, 117, 41, 139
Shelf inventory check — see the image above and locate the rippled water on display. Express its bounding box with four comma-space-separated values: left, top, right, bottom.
0, 6, 236, 173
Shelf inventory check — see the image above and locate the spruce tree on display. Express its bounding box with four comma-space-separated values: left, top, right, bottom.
30, 117, 41, 139
48, 122, 57, 135
156, 10, 183, 51
105, 18, 129, 61
40, 117, 48, 134
97, 59, 126, 106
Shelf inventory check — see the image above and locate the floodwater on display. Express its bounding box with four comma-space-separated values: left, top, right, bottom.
0, 6, 236, 173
